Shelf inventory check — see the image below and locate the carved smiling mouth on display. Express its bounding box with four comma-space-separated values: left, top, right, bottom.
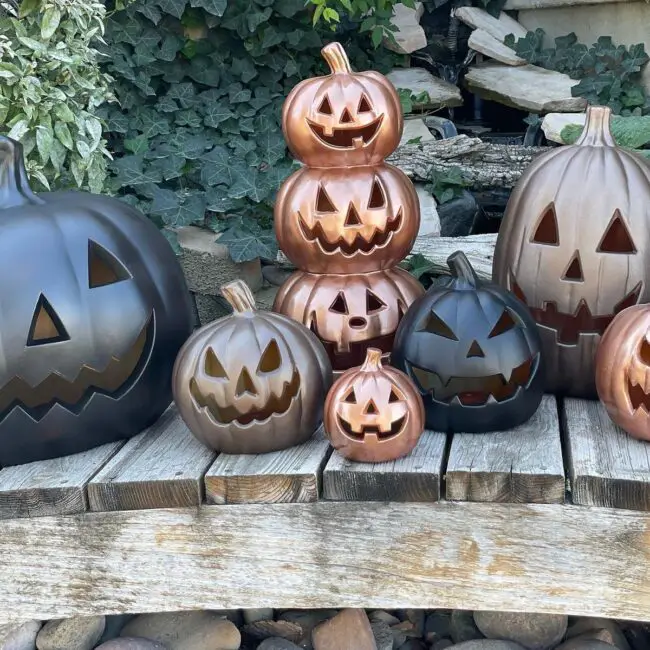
337, 414, 406, 440
0, 314, 153, 421
511, 277, 642, 345
298, 208, 403, 256
627, 376, 650, 414
306, 116, 383, 149
406, 355, 538, 406
189, 368, 301, 426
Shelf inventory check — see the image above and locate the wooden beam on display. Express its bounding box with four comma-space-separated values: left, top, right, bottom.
2, 501, 650, 625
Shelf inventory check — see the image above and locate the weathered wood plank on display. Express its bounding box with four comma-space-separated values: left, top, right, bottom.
2, 501, 650, 625
322, 430, 447, 502
0, 442, 123, 520
87, 407, 215, 512
204, 426, 330, 504
446, 395, 565, 503
563, 398, 650, 510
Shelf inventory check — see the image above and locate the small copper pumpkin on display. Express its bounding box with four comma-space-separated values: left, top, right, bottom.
172, 279, 332, 454
273, 267, 424, 371
324, 347, 424, 462
493, 105, 650, 398
282, 41, 402, 168
596, 304, 650, 440
275, 163, 420, 274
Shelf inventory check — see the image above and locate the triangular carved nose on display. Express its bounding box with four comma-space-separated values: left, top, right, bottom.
467, 340, 484, 358
363, 399, 378, 415
563, 251, 584, 282
344, 204, 362, 227
235, 367, 257, 397
340, 108, 354, 123
27, 294, 69, 346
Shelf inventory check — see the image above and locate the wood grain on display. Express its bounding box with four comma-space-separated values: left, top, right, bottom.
563, 398, 650, 510
322, 430, 447, 502
446, 395, 565, 503
204, 426, 331, 504
0, 442, 123, 520
2, 501, 650, 625
87, 407, 215, 512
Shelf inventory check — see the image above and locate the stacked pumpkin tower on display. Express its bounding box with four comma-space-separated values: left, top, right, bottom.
273, 42, 425, 373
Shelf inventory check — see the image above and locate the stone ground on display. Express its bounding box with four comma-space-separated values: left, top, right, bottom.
1, 608, 648, 650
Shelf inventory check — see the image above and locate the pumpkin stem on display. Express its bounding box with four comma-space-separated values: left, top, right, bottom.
575, 105, 616, 147
220, 279, 257, 313
447, 250, 479, 287
321, 42, 353, 74
360, 347, 384, 372
0, 136, 44, 209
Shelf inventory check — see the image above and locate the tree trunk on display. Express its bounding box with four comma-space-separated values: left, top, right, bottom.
386, 135, 549, 190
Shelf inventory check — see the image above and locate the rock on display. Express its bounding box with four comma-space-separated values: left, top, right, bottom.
261, 265, 292, 287
177, 225, 263, 294
312, 609, 377, 650
97, 616, 136, 646
36, 616, 105, 650
0, 620, 42, 650
642, 62, 650, 97
252, 285, 279, 311
95, 640, 167, 650
121, 612, 240, 650
438, 190, 479, 237
398, 641, 426, 650
387, 68, 463, 110
415, 184, 441, 238
473, 611, 567, 650
433, 641, 454, 650
565, 618, 629, 650
468, 30, 526, 66
464, 63, 586, 113
370, 621, 393, 650
398, 610, 426, 637
541, 113, 585, 144
451, 612, 484, 644
383, 2, 426, 54
242, 620, 302, 643
453, 7, 527, 42
449, 643, 527, 650
400, 118, 435, 147
426, 613, 452, 643
368, 612, 401, 627
243, 609, 275, 625
192, 292, 230, 325
554, 641, 617, 650
257, 639, 303, 650
278, 610, 338, 641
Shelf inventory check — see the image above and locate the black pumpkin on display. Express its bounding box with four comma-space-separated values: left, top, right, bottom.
391, 251, 545, 433
0, 137, 194, 465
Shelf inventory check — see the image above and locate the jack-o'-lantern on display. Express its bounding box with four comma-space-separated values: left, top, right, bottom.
596, 304, 650, 440
282, 41, 403, 168
493, 105, 650, 399
391, 251, 544, 433
324, 347, 424, 462
275, 163, 419, 274
273, 267, 424, 372
173, 279, 332, 454
0, 136, 194, 467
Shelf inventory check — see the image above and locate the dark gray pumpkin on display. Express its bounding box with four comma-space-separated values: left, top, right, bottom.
0, 136, 194, 465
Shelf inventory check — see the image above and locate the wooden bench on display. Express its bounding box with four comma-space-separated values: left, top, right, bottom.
2, 394, 650, 626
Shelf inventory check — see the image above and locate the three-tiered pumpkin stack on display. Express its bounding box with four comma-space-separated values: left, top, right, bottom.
273, 42, 424, 373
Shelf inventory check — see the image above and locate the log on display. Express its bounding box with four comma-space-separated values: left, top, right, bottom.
386, 134, 548, 190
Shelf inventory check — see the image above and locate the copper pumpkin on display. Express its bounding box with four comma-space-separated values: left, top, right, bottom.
273, 267, 424, 371
282, 42, 402, 168
173, 279, 333, 454
596, 304, 650, 440
493, 105, 650, 398
275, 163, 420, 274
324, 347, 424, 462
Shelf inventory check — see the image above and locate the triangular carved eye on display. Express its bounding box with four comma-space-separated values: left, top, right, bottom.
316, 185, 337, 212
531, 205, 559, 245
204, 347, 228, 379
329, 292, 348, 314
88, 240, 131, 288
419, 311, 458, 340
388, 388, 401, 403
488, 310, 517, 338
358, 95, 372, 112
597, 210, 637, 253
368, 178, 385, 209
366, 290, 386, 314
27, 294, 70, 346
343, 388, 357, 403
317, 96, 333, 115
258, 339, 282, 373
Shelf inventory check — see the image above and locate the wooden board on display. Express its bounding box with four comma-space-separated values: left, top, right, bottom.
2, 501, 650, 625
322, 430, 447, 502
563, 398, 650, 510
0, 442, 123, 520
87, 407, 216, 512
204, 426, 331, 504
446, 395, 565, 503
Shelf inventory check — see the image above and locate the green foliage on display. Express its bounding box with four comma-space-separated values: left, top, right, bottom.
0, 0, 114, 192
397, 87, 432, 114
101, 0, 400, 260
426, 167, 468, 204
399, 252, 438, 288
504, 30, 650, 116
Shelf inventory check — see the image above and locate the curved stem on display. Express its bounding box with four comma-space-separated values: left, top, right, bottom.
447, 250, 479, 287
360, 348, 383, 372
220, 279, 257, 313
0, 136, 44, 209
321, 42, 352, 74
575, 105, 615, 147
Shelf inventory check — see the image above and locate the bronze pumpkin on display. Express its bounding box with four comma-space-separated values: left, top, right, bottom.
172, 279, 333, 454
275, 163, 420, 274
493, 105, 650, 398
272, 267, 424, 371
596, 304, 650, 441
282, 41, 403, 168
324, 347, 424, 462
